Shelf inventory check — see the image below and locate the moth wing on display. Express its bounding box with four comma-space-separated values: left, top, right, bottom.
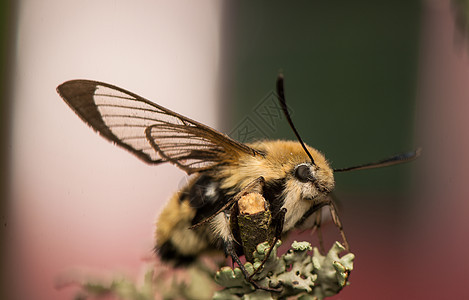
57, 80, 261, 174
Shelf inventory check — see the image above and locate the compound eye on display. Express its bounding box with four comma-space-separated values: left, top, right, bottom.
295, 164, 312, 182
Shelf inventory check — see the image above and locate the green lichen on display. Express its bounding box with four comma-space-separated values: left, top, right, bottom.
73, 269, 156, 300
70, 262, 217, 300
213, 241, 354, 300
66, 240, 353, 300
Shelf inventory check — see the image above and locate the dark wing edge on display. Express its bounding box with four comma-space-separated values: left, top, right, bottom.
57, 79, 262, 173
57, 80, 164, 164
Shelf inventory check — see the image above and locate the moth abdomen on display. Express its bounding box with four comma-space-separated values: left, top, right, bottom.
155, 240, 198, 267
154, 174, 232, 266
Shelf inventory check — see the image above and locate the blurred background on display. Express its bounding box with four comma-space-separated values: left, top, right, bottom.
1, 0, 468, 299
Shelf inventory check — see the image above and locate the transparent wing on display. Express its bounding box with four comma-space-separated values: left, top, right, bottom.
57, 80, 262, 174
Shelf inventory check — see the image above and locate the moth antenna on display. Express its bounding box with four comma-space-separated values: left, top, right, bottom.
276, 73, 316, 165
333, 147, 422, 172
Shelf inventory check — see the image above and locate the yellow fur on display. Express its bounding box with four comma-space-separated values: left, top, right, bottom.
155, 140, 335, 258
217, 140, 334, 193
155, 187, 208, 254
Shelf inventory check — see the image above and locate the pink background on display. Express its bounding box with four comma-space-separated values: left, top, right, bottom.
3, 0, 469, 299
5, 1, 221, 299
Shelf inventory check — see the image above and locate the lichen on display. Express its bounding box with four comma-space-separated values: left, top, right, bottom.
213, 241, 354, 300
64, 240, 353, 300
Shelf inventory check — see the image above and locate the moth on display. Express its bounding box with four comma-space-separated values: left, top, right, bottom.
57, 75, 419, 289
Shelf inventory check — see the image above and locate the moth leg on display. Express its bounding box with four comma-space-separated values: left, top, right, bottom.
225, 239, 281, 292
227, 177, 282, 292
273, 208, 287, 240
211, 204, 280, 292
328, 200, 350, 251
240, 176, 265, 195
189, 176, 265, 230
294, 202, 328, 228
249, 208, 287, 281
311, 209, 325, 254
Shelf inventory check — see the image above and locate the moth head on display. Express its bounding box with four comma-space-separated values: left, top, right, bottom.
291, 160, 334, 200
246, 141, 334, 201
275, 74, 334, 200
285, 143, 334, 201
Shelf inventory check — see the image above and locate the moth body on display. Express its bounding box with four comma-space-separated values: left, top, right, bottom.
57, 78, 419, 273
155, 140, 334, 265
